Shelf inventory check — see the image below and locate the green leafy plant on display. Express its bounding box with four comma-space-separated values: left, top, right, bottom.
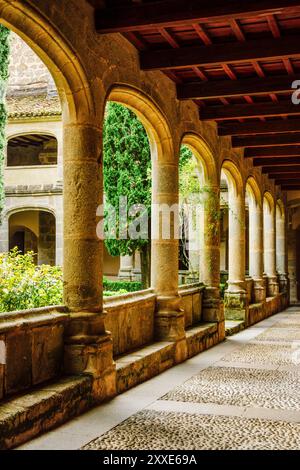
103, 278, 142, 293
0, 248, 63, 312
0, 25, 10, 223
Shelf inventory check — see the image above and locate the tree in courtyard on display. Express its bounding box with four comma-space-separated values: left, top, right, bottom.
103, 102, 151, 288
0, 25, 10, 224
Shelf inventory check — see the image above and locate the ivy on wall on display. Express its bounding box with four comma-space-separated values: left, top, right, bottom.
0, 25, 10, 223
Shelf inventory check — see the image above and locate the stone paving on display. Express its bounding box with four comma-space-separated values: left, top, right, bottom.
20, 306, 300, 450
83, 410, 300, 450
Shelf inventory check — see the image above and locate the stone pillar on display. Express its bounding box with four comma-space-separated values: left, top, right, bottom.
118, 255, 133, 280
63, 122, 116, 401
151, 159, 186, 355
199, 184, 223, 323
288, 227, 297, 303
249, 200, 266, 303
264, 203, 279, 297
276, 208, 288, 293
224, 189, 248, 320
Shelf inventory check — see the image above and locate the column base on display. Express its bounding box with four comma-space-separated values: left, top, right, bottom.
224, 284, 248, 321
155, 295, 186, 342
278, 273, 289, 294
202, 286, 224, 323
64, 312, 116, 402
266, 276, 279, 297
252, 278, 266, 303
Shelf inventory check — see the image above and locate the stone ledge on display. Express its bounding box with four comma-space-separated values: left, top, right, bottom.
0, 306, 68, 334
5, 183, 63, 195
0, 375, 93, 450
186, 322, 221, 358
179, 283, 205, 296
116, 322, 222, 394
225, 320, 245, 337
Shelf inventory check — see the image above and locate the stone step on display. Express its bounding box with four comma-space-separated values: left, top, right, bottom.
116, 322, 221, 394
0, 375, 92, 450
225, 320, 245, 337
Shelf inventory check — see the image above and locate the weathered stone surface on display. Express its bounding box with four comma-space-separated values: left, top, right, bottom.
192, 292, 202, 324
105, 292, 155, 357
0, 376, 92, 450
82, 409, 300, 450
5, 331, 32, 396
0, 365, 3, 401
181, 295, 193, 328
162, 367, 300, 410
32, 324, 64, 385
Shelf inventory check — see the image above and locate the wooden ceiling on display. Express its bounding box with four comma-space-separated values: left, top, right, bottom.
8, 134, 55, 148
96, 1, 300, 190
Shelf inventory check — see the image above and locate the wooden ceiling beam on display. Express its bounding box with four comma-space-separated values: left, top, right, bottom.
254, 158, 300, 166
281, 185, 300, 189
95, 1, 300, 33
262, 164, 300, 172
245, 145, 300, 157
177, 74, 297, 100
218, 119, 300, 136
141, 35, 300, 71
233, 133, 300, 147
201, 102, 300, 121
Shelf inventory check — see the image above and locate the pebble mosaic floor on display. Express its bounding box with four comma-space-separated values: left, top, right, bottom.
83, 307, 300, 450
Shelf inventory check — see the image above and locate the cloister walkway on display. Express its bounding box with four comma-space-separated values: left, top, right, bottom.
19, 306, 300, 450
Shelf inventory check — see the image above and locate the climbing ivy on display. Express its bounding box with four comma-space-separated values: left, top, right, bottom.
0, 25, 10, 224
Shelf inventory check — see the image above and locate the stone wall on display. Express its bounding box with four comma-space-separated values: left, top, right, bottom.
104, 290, 156, 357
0, 307, 68, 400
179, 283, 204, 328
7, 32, 56, 96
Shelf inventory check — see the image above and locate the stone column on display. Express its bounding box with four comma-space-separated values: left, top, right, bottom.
264, 204, 279, 297
276, 208, 288, 293
288, 227, 297, 303
224, 189, 248, 320
63, 122, 116, 401
199, 184, 223, 323
151, 160, 186, 356
118, 255, 133, 280
249, 200, 266, 303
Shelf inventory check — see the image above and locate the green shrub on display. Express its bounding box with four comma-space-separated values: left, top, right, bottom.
103, 278, 143, 293
0, 248, 63, 312
104, 289, 128, 297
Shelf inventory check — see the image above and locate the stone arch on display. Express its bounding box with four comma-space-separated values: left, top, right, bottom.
221, 160, 244, 196
246, 176, 262, 208
5, 205, 56, 219
6, 130, 57, 140
181, 133, 217, 185
220, 160, 245, 300
6, 206, 57, 265
276, 199, 285, 219
106, 85, 174, 162
0, 0, 93, 122
6, 132, 58, 166
264, 191, 275, 209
